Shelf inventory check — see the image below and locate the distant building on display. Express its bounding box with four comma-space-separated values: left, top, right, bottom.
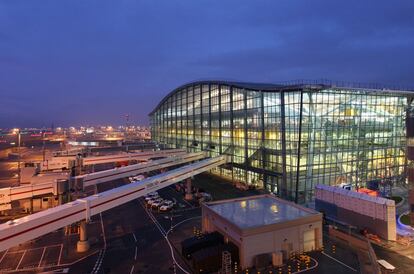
149, 80, 412, 203
201, 194, 323, 269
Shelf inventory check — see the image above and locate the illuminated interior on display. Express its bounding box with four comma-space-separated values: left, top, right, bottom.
149, 81, 410, 203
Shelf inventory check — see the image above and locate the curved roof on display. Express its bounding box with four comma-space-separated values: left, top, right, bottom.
149, 80, 326, 115
149, 79, 414, 116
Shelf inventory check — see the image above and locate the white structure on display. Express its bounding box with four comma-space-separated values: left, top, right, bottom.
0, 155, 227, 252
78, 152, 204, 188
202, 195, 323, 269
315, 184, 396, 241
0, 153, 205, 209
37, 149, 186, 171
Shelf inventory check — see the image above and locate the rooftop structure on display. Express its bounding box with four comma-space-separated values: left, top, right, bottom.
207, 196, 316, 230
202, 194, 323, 269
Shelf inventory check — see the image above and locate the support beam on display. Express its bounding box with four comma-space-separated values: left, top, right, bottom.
185, 178, 193, 201
76, 221, 90, 252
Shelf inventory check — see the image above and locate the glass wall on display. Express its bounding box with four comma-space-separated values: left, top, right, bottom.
150, 82, 408, 203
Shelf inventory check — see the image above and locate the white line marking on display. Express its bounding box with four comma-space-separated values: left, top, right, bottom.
322, 251, 357, 272
289, 257, 319, 273
38, 247, 46, 268
140, 200, 190, 274
15, 250, 26, 270
58, 244, 63, 265
134, 246, 137, 260
1, 250, 100, 273
129, 265, 135, 274
91, 250, 103, 274
91, 204, 107, 274
0, 249, 8, 264
100, 212, 107, 248
6, 244, 61, 254
132, 233, 137, 242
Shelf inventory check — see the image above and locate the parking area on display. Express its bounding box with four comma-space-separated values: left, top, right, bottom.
0, 244, 63, 272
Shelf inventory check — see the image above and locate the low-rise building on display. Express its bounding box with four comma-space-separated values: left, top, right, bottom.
202, 194, 323, 269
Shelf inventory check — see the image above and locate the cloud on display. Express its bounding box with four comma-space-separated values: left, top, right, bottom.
0, 0, 413, 127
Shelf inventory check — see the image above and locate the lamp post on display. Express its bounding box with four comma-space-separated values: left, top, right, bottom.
42, 130, 46, 162
16, 129, 21, 185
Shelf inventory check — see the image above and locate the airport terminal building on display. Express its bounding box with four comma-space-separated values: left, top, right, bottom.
149, 80, 412, 203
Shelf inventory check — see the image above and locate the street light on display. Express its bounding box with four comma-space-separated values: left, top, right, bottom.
13, 128, 21, 185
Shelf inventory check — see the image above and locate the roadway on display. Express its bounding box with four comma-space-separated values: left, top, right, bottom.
0, 173, 364, 274
0, 176, 187, 273
70, 178, 198, 274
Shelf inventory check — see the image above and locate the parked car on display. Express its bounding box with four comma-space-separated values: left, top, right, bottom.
159, 203, 174, 212
144, 192, 159, 200
130, 175, 146, 183
198, 192, 212, 202
151, 199, 166, 209
145, 191, 158, 197
145, 195, 159, 201
146, 196, 161, 203
147, 197, 163, 206
159, 200, 175, 212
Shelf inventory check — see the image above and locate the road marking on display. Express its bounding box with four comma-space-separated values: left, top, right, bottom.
141, 201, 166, 236
91, 249, 104, 274
290, 257, 319, 274
0, 249, 8, 264
38, 247, 46, 268
100, 212, 107, 248
16, 249, 26, 270
2, 250, 100, 273
91, 212, 107, 274
129, 265, 135, 274
134, 246, 137, 260
6, 244, 61, 254
132, 232, 137, 243
140, 200, 190, 274
50, 268, 70, 273
58, 244, 63, 265
322, 251, 357, 272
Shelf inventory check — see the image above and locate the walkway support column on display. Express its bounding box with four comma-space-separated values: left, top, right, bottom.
77, 220, 90, 252
185, 178, 193, 201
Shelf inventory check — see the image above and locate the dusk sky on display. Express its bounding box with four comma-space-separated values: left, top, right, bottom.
1, 0, 413, 128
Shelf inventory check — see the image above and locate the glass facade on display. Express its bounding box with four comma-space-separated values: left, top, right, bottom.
150, 81, 411, 203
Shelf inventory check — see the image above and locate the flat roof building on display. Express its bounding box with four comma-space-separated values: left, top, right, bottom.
202, 194, 323, 269
149, 80, 413, 203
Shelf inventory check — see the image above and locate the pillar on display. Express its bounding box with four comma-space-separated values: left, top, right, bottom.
185, 178, 193, 201
77, 220, 90, 252
407, 106, 414, 224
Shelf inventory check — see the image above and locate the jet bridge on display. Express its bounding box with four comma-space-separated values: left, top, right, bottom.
0, 155, 227, 251
39, 149, 186, 171
78, 152, 205, 188
80, 149, 186, 166
0, 152, 205, 208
